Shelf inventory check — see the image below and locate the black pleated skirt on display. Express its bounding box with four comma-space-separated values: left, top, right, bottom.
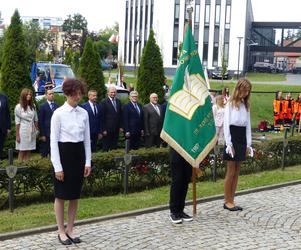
53, 142, 85, 200
223, 125, 247, 161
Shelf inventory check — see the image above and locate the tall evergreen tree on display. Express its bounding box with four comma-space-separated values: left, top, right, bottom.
136, 29, 165, 104
0, 9, 31, 109
78, 37, 105, 100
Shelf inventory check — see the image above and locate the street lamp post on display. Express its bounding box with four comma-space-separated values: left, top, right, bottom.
134, 34, 140, 76
237, 36, 243, 79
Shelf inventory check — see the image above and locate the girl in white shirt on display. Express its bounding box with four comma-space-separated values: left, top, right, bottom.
212, 95, 225, 145
51, 78, 91, 245
223, 78, 253, 212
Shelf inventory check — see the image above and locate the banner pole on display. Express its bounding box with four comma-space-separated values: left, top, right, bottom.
185, 0, 197, 217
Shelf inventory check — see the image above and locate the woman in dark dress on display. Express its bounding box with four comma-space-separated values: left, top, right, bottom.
50, 78, 91, 245
223, 78, 253, 211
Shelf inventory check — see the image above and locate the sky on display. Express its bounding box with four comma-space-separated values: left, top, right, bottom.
1, 0, 301, 32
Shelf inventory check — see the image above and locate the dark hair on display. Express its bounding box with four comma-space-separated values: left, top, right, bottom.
62, 78, 86, 96
19, 88, 34, 111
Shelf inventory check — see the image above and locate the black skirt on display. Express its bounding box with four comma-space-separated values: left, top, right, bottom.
223, 125, 247, 161
53, 142, 85, 200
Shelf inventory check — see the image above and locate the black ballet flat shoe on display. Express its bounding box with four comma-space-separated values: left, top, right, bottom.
223, 204, 239, 211
235, 205, 243, 211
66, 233, 82, 244
58, 234, 72, 245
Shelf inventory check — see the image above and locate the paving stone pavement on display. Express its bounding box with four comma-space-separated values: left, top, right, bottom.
1, 184, 301, 249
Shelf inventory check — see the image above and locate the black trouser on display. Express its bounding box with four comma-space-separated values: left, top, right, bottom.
169, 148, 192, 215
40, 136, 50, 158
90, 133, 98, 152
129, 133, 141, 150
0, 132, 5, 159
102, 131, 119, 151
145, 135, 161, 148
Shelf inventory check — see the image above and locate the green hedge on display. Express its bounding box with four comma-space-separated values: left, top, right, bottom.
0, 138, 301, 208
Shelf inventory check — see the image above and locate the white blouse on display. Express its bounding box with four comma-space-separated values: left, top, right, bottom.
50, 102, 91, 172
223, 102, 251, 147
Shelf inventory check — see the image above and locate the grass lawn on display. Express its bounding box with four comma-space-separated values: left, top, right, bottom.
104, 74, 301, 127
243, 72, 286, 82
1, 165, 301, 233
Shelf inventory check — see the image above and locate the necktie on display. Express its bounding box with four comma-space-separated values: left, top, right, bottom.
50, 102, 54, 111
93, 103, 97, 115
154, 105, 160, 115
112, 98, 117, 112
134, 103, 140, 115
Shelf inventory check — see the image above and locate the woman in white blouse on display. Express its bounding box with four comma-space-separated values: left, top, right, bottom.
15, 88, 39, 161
50, 78, 91, 245
223, 78, 253, 212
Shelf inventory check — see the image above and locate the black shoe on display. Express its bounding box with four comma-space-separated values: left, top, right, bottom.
66, 233, 81, 244
223, 204, 239, 211
235, 205, 243, 211
169, 213, 182, 224
58, 234, 72, 245
181, 212, 193, 222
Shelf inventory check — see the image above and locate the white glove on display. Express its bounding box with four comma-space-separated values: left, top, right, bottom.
225, 145, 234, 158
248, 146, 254, 157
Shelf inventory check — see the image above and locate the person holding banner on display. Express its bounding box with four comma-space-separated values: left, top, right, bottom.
223, 78, 253, 211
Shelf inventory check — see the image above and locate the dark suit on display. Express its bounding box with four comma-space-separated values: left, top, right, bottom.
38, 101, 58, 157
100, 97, 122, 151
82, 101, 102, 152
0, 94, 11, 159
123, 101, 144, 150
143, 103, 163, 148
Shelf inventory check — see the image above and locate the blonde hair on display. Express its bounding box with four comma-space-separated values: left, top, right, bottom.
229, 78, 252, 111
215, 95, 224, 108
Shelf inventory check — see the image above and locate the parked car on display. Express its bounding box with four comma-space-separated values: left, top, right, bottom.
253, 62, 276, 73
101, 60, 113, 70
36, 84, 129, 101
210, 67, 229, 80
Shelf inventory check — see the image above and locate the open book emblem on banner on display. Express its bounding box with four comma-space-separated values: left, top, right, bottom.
169, 70, 209, 120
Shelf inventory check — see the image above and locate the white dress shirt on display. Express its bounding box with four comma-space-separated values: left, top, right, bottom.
223, 102, 251, 147
50, 102, 91, 172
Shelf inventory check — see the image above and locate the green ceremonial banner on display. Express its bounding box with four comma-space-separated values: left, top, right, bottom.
160, 25, 217, 168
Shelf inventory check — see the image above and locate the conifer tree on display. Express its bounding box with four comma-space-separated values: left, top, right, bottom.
0, 9, 32, 108
78, 37, 105, 100
136, 29, 165, 104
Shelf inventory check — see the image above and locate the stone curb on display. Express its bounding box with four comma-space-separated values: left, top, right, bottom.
1, 179, 301, 241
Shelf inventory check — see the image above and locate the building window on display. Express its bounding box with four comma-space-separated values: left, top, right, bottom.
124, 41, 127, 63
213, 42, 219, 66
172, 0, 180, 65
224, 43, 229, 63
125, 0, 129, 33
140, 3, 143, 30
225, 5, 231, 27
215, 5, 221, 24
150, 0, 154, 28
195, 4, 200, 23
203, 43, 208, 65
205, 5, 210, 25
135, 0, 138, 31
130, 0, 133, 33
129, 41, 132, 64
172, 41, 178, 65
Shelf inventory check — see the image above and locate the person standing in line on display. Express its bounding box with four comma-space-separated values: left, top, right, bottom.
38, 89, 58, 157
169, 148, 193, 224
212, 95, 225, 145
223, 78, 253, 211
82, 90, 102, 152
123, 91, 144, 150
143, 93, 163, 148
15, 88, 39, 161
50, 78, 91, 245
0, 93, 11, 159
100, 86, 123, 151
222, 86, 230, 104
